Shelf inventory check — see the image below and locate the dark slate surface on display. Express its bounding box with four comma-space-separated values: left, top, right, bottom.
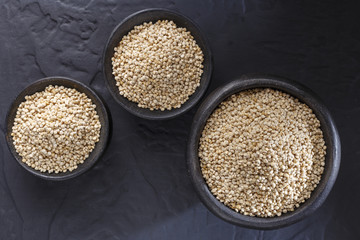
0, 0, 359, 239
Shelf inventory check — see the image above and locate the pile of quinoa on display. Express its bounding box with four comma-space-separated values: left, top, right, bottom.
111, 20, 204, 111
11, 85, 101, 173
198, 88, 326, 217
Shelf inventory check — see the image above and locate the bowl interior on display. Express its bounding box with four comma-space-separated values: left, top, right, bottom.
103, 8, 212, 120
6, 77, 109, 181
187, 74, 340, 229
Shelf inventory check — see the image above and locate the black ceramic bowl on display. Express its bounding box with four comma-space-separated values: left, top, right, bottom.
187, 74, 341, 229
5, 77, 109, 181
103, 8, 212, 120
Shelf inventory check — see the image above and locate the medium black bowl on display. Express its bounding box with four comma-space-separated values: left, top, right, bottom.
5, 77, 109, 181
103, 8, 212, 120
187, 74, 341, 229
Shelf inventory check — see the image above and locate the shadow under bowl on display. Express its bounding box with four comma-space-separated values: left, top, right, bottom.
103, 8, 212, 120
6, 77, 109, 181
187, 74, 341, 229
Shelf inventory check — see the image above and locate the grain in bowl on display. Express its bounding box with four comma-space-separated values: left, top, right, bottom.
111, 20, 204, 111
11, 85, 101, 173
198, 88, 326, 217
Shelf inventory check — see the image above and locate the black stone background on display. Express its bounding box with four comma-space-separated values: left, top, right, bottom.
0, 0, 359, 239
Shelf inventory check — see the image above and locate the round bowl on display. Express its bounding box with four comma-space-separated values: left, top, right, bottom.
103, 8, 212, 120
5, 77, 110, 181
187, 74, 341, 229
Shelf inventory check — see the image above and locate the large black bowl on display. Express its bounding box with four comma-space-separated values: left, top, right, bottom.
103, 8, 212, 120
187, 74, 341, 229
5, 77, 109, 181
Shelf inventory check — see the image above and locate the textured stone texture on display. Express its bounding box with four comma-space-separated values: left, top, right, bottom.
0, 0, 359, 239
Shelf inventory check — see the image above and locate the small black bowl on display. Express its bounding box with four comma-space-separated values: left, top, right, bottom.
5, 77, 109, 181
103, 8, 212, 120
187, 74, 341, 229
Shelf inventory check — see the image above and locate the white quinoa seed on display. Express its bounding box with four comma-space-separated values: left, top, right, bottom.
198, 88, 326, 217
11, 85, 101, 173
111, 20, 204, 111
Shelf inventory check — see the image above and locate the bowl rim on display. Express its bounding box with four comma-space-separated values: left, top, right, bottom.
5, 76, 110, 181
187, 73, 341, 229
103, 8, 212, 120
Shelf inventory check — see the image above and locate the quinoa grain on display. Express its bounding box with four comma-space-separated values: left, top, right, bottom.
199, 88, 326, 217
11, 85, 101, 173
111, 20, 204, 111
